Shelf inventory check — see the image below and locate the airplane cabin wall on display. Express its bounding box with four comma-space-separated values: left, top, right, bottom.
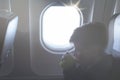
0, 0, 118, 79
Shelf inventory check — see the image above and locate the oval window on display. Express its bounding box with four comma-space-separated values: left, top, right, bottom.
40, 3, 83, 54
113, 14, 120, 52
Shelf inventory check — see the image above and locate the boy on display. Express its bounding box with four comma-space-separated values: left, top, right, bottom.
62, 22, 113, 80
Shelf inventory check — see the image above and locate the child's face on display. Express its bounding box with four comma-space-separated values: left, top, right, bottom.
74, 41, 104, 63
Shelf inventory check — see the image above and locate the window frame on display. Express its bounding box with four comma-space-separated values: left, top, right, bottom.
39, 2, 83, 54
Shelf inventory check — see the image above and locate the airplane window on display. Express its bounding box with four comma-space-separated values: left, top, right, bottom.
40, 5, 83, 54
113, 14, 120, 52
106, 14, 120, 57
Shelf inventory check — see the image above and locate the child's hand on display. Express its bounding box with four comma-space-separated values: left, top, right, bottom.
59, 52, 76, 70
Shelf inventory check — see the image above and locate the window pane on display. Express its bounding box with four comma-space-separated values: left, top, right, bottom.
41, 6, 82, 53
113, 15, 120, 52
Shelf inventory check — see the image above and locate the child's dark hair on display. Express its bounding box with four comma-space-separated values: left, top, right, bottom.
70, 22, 107, 47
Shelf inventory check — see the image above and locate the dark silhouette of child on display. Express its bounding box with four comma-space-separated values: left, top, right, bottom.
62, 22, 113, 80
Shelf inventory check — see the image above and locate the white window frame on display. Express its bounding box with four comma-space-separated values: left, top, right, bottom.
39, 2, 83, 54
